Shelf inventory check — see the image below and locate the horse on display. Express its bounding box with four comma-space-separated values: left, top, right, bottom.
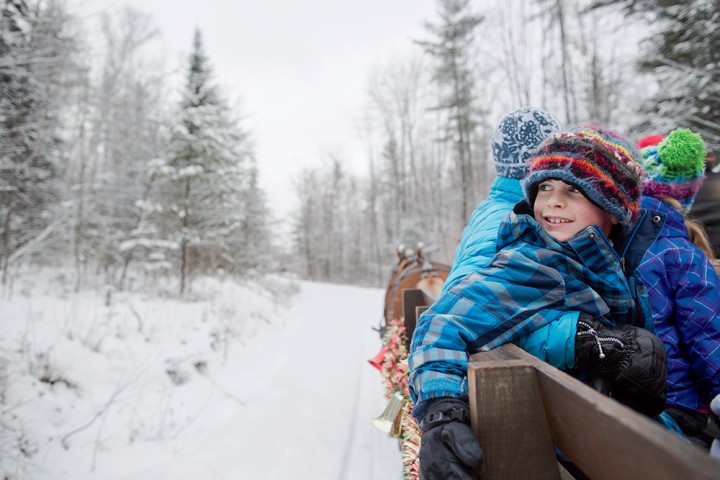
382, 243, 450, 328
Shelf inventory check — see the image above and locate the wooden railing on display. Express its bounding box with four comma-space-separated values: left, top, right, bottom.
469, 344, 720, 479
402, 288, 720, 480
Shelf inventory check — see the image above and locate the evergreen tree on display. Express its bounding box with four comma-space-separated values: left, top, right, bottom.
592, 0, 720, 151
229, 158, 273, 274
416, 0, 485, 222
0, 0, 78, 282
0, 0, 31, 281
638, 0, 720, 150
150, 29, 259, 294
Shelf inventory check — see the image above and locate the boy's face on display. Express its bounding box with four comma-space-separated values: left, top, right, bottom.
534, 179, 618, 242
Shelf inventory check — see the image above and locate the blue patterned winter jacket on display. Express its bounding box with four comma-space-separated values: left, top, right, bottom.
636, 196, 720, 412
515, 208, 656, 369
409, 207, 635, 419
443, 177, 579, 367
517, 197, 720, 411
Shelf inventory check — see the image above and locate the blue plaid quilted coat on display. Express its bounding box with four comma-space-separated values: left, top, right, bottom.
408, 208, 636, 419
637, 196, 720, 411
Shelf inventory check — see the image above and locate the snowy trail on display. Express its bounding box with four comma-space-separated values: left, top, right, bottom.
105, 280, 402, 480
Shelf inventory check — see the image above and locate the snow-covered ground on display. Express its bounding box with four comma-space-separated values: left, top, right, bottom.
0, 268, 401, 479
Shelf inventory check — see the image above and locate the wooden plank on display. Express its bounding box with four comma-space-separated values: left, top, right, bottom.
471, 345, 720, 480
402, 288, 427, 346
468, 358, 562, 480
405, 306, 430, 345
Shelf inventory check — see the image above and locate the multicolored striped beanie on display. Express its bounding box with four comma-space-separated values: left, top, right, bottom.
491, 107, 561, 179
641, 128, 707, 212
523, 125, 644, 228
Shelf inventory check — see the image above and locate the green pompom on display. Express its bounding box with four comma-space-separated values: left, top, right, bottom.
657, 128, 706, 178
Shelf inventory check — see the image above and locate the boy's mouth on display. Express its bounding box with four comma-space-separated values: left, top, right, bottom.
544, 216, 572, 224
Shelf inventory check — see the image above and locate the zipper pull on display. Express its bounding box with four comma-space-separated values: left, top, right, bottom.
579, 320, 606, 360
594, 331, 606, 360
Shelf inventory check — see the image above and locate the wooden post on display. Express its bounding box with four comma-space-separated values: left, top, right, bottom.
402, 288, 426, 345
402, 288, 436, 346
468, 354, 562, 480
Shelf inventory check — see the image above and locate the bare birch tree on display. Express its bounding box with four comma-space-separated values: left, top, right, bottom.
67, 7, 168, 289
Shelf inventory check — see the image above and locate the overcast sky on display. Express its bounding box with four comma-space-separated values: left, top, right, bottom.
76, 0, 439, 219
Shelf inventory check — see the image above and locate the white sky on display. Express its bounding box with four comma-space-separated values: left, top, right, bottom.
75, 0, 439, 220
2, 271, 401, 479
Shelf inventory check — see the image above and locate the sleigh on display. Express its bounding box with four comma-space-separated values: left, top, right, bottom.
370, 244, 720, 480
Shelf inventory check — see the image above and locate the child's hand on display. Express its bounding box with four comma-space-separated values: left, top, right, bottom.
419, 397, 483, 480
574, 315, 667, 416
605, 326, 667, 416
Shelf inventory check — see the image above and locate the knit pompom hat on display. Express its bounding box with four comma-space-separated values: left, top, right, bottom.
523, 126, 644, 228
641, 128, 707, 212
491, 107, 561, 179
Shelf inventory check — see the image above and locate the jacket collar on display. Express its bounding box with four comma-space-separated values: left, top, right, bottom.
639, 196, 688, 239
498, 200, 621, 271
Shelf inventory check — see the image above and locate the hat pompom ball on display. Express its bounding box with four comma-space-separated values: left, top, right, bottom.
657, 128, 706, 179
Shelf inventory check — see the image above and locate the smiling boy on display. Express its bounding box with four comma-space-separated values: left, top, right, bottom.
409, 126, 667, 480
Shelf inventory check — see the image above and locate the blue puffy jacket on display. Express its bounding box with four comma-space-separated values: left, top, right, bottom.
443, 176, 524, 292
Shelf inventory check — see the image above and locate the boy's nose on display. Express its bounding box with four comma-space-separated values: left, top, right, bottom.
547, 191, 566, 207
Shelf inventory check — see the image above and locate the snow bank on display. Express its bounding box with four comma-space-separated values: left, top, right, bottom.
0, 269, 400, 479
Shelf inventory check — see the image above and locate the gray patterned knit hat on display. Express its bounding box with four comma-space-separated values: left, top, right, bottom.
492, 107, 562, 179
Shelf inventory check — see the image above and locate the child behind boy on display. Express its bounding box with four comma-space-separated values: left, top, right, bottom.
409, 126, 667, 480
637, 129, 720, 449
442, 106, 561, 292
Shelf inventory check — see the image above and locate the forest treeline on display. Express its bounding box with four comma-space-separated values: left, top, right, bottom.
294, 0, 719, 285
1, 1, 271, 294
1, 0, 718, 292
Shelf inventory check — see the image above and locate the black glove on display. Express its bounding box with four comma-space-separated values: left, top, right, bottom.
575, 315, 667, 417
419, 398, 483, 480
666, 407, 720, 448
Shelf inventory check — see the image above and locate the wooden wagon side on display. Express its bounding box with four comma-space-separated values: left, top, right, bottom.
402, 287, 720, 480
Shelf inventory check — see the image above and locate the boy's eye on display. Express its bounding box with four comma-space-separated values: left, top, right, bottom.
568, 185, 580, 193
538, 183, 552, 191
